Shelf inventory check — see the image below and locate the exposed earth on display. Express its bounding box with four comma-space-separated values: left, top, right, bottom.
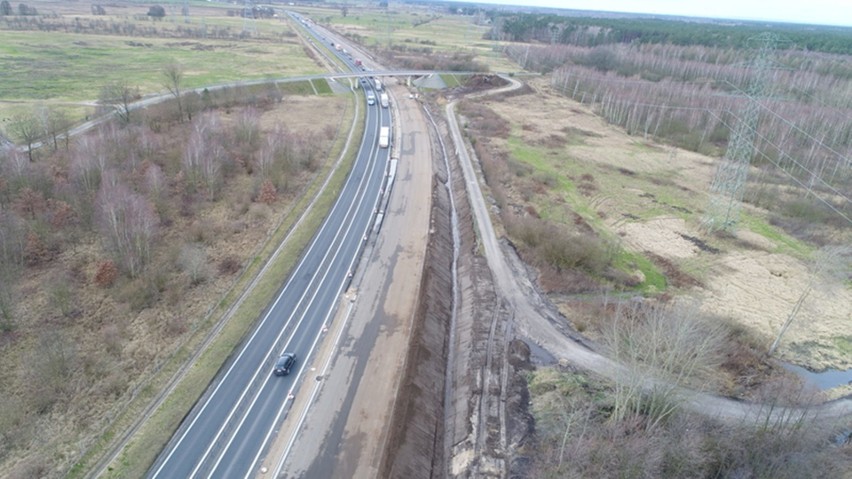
370, 74, 851, 478
482, 77, 851, 374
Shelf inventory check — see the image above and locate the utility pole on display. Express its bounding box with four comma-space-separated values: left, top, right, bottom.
703, 33, 780, 232
385, 8, 391, 48
242, 0, 256, 36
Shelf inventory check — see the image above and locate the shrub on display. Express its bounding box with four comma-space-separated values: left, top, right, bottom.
94, 260, 119, 288
257, 179, 277, 205
505, 213, 614, 276
218, 255, 241, 275
177, 243, 209, 286
48, 276, 78, 318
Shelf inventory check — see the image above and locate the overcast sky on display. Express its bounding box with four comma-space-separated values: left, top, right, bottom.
464, 0, 852, 27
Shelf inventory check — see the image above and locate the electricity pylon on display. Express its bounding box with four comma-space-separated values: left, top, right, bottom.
242, 0, 256, 36
703, 33, 780, 232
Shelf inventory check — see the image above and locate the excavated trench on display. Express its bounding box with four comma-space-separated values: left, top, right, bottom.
380, 104, 532, 478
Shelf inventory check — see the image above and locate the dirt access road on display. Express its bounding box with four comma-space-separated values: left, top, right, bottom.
447, 77, 852, 424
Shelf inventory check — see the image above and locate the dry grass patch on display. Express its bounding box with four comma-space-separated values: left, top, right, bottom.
0, 93, 347, 477
467, 75, 851, 376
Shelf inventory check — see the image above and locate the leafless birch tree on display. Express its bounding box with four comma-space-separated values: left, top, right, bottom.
183, 113, 226, 199
99, 81, 139, 124
605, 300, 726, 430
163, 63, 186, 122
96, 173, 159, 277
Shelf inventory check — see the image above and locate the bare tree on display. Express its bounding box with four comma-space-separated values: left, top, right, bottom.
23, 331, 76, 413
604, 300, 726, 430
1, 144, 29, 180
257, 139, 276, 180
99, 81, 139, 124
0, 207, 26, 269
144, 161, 165, 201
0, 267, 14, 332
257, 123, 288, 181
0, 207, 23, 332
183, 113, 225, 198
162, 63, 185, 122
96, 173, 159, 277
37, 106, 71, 151
768, 245, 851, 356
71, 136, 108, 198
8, 113, 40, 161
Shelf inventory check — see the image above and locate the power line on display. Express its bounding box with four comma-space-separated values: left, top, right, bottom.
555, 80, 850, 209
703, 33, 779, 232
748, 94, 850, 168
546, 38, 851, 227
706, 109, 851, 225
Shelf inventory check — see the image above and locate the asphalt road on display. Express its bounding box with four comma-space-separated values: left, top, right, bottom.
146, 21, 393, 478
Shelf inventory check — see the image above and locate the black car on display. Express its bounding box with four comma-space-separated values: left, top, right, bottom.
273, 352, 297, 376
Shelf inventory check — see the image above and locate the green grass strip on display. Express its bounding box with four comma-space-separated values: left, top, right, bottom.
614, 250, 667, 293
739, 212, 813, 258
440, 73, 464, 88
312, 78, 333, 95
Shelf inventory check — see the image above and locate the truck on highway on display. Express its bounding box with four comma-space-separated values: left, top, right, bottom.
379, 126, 389, 148
375, 79, 383, 91
380, 93, 389, 108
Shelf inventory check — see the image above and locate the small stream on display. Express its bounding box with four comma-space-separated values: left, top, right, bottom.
781, 362, 852, 390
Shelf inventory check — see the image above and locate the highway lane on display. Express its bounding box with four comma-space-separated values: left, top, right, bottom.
147, 22, 392, 478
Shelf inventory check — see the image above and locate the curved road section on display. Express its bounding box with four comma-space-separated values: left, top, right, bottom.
446, 77, 852, 424
147, 29, 392, 479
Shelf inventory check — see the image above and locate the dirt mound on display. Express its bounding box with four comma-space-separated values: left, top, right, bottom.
380, 179, 453, 478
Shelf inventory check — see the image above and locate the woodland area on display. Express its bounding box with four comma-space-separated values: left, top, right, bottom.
486, 12, 852, 54
447, 13, 852, 478
499, 40, 850, 245
0, 82, 337, 476
459, 80, 851, 478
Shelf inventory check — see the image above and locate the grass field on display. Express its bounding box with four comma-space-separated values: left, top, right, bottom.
0, 7, 326, 126
0, 30, 319, 96
480, 77, 852, 373
293, 5, 519, 72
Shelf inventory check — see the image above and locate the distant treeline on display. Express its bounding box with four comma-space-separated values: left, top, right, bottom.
485, 13, 852, 54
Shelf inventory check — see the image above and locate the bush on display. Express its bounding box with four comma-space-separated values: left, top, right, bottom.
458, 102, 511, 139
505, 213, 614, 276
257, 179, 277, 205
177, 243, 209, 286
94, 260, 119, 288
48, 276, 79, 318
218, 255, 241, 276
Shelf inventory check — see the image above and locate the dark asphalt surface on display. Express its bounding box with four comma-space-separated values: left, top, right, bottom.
147, 16, 392, 478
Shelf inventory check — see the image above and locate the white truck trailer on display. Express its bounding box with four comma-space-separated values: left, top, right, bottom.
379, 126, 390, 148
